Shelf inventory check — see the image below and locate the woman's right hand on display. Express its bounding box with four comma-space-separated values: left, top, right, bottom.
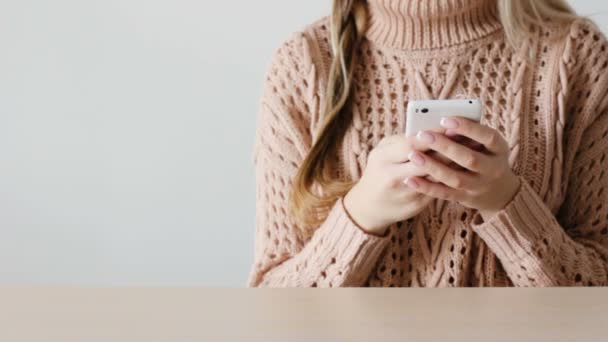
343, 134, 435, 236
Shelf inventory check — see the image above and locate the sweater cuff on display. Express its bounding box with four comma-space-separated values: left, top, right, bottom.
470, 177, 562, 285
306, 197, 390, 285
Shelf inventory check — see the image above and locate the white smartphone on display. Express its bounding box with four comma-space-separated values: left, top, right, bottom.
405, 99, 482, 137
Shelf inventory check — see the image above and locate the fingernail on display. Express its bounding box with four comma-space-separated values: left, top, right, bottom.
440, 117, 459, 129
404, 177, 420, 189
408, 152, 425, 166
416, 131, 435, 143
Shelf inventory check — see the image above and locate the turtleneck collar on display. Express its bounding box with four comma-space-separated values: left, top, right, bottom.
364, 0, 502, 50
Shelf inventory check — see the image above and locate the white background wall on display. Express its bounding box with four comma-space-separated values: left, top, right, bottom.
0, 1, 606, 287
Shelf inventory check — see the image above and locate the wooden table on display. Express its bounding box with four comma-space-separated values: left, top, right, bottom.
0, 288, 606, 341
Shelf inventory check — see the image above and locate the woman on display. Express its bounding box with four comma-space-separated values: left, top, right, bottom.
248, 0, 608, 287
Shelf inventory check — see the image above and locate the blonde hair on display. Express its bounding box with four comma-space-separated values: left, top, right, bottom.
291, 0, 578, 238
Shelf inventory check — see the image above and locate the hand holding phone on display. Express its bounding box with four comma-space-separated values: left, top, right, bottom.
406, 99, 485, 172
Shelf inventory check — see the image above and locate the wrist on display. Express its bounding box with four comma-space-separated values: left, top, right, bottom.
481, 174, 521, 221
343, 189, 388, 237
479, 209, 498, 222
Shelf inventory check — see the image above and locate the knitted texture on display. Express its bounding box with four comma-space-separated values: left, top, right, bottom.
248, 0, 608, 287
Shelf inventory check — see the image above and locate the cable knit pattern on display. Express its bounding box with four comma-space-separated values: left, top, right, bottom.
248, 0, 608, 287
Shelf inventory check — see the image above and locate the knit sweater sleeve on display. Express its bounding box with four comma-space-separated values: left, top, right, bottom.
247, 31, 389, 288
471, 21, 608, 287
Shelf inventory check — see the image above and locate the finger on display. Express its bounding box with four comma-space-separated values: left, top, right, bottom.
389, 160, 428, 184
425, 151, 469, 173
440, 117, 507, 154
407, 151, 477, 189
415, 131, 490, 173
404, 176, 463, 202
445, 129, 459, 138
387, 160, 454, 190
427, 151, 451, 164
375, 135, 430, 164
444, 131, 487, 153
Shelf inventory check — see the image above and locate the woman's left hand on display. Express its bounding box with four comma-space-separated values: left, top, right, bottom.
404, 116, 521, 219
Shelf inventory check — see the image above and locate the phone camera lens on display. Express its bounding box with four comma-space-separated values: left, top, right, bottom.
421, 108, 429, 113
469, 100, 473, 104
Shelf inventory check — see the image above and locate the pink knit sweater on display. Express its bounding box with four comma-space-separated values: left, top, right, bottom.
248, 0, 608, 287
